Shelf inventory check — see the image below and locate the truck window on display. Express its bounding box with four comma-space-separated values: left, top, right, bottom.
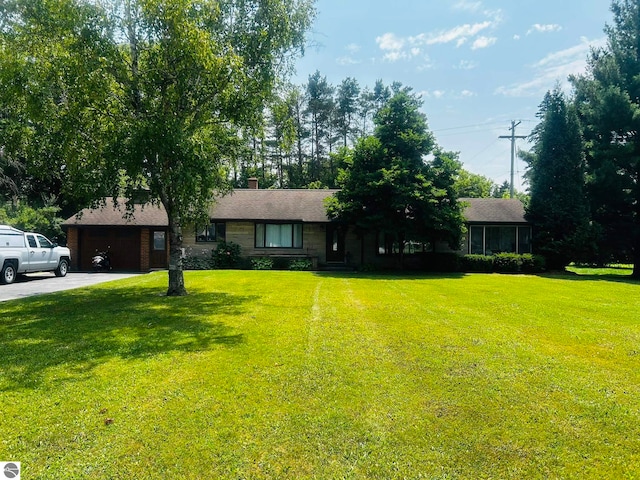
36, 235, 53, 248
27, 235, 37, 248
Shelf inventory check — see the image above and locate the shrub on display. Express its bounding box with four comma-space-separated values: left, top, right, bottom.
462, 254, 494, 272
212, 241, 241, 269
521, 254, 546, 273
359, 263, 378, 273
493, 253, 523, 273
289, 258, 313, 271
183, 251, 215, 270
251, 257, 274, 270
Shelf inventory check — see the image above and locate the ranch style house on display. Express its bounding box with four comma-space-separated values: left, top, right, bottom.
63, 180, 531, 272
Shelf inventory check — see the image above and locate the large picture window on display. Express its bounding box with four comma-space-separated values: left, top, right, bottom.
468, 225, 532, 255
196, 222, 226, 243
255, 223, 303, 248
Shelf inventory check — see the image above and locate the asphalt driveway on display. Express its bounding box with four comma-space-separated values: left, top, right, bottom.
0, 272, 142, 302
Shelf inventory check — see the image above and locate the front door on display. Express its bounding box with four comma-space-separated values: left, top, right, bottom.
149, 230, 169, 269
326, 225, 345, 263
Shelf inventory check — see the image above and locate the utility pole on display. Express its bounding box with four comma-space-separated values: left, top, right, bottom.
499, 120, 527, 198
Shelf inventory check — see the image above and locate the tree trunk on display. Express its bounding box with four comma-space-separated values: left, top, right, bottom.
167, 214, 187, 296
632, 233, 640, 279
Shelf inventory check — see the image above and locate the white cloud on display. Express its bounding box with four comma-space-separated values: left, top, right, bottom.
421, 89, 476, 100
527, 23, 562, 35
456, 60, 478, 70
375, 8, 502, 62
495, 36, 606, 97
345, 43, 361, 54
426, 21, 493, 46
336, 56, 360, 66
513, 34, 521, 41
376, 32, 405, 52
471, 36, 497, 50
453, 0, 483, 12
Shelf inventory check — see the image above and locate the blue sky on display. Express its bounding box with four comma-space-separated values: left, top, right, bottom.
293, 0, 613, 191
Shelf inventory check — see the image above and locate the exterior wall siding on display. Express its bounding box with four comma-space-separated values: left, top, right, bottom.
181, 221, 329, 265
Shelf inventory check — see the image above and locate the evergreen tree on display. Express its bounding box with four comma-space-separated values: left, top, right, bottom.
335, 77, 361, 148
525, 87, 593, 269
305, 70, 335, 184
571, 0, 640, 276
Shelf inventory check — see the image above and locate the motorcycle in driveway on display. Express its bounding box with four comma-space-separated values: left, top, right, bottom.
92, 250, 112, 272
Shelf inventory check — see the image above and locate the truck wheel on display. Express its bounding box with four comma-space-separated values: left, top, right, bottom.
1, 262, 17, 285
55, 258, 69, 277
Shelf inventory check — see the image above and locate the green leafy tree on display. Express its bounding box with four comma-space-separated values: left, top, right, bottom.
571, 0, 640, 276
1, 0, 314, 294
0, 202, 64, 242
524, 87, 594, 269
327, 88, 464, 266
454, 169, 496, 198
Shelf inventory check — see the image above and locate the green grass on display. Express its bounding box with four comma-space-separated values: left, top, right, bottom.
1, 270, 639, 479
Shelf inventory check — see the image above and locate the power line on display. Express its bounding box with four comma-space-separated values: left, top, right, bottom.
433, 121, 505, 133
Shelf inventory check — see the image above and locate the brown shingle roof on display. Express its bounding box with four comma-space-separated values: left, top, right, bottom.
63, 193, 528, 226
209, 189, 337, 222
63, 198, 168, 226
460, 197, 527, 224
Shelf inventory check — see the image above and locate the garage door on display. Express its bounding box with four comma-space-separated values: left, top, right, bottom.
79, 228, 141, 271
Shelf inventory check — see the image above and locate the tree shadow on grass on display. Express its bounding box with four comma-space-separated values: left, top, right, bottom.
539, 271, 640, 286
0, 283, 258, 391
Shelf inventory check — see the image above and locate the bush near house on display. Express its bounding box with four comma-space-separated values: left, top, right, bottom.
251, 257, 274, 270
289, 258, 313, 271
212, 241, 242, 269
461, 253, 545, 274
461, 254, 494, 272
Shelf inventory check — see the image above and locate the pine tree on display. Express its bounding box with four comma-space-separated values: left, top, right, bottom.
571, 0, 640, 276
525, 87, 593, 269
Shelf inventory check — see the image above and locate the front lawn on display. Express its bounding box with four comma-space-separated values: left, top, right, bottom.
1, 271, 639, 479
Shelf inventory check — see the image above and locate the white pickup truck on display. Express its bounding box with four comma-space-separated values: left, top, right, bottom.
0, 225, 71, 285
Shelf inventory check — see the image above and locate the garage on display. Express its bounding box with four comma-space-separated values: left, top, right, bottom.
64, 199, 169, 272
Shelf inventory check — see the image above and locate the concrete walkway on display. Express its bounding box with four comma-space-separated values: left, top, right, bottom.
0, 272, 142, 302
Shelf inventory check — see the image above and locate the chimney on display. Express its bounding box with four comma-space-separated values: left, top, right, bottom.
248, 177, 259, 189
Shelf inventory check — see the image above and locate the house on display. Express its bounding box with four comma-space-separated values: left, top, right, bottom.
459, 197, 532, 256
63, 183, 531, 272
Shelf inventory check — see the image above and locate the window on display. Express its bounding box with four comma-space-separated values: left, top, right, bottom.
469, 225, 531, 255
36, 235, 53, 248
518, 226, 532, 254
486, 227, 516, 255
469, 226, 484, 255
196, 222, 225, 243
153, 231, 166, 251
26, 235, 37, 248
255, 223, 303, 248
377, 232, 428, 256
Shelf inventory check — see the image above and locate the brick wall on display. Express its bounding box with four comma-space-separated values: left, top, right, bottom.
66, 227, 79, 271
140, 228, 150, 272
